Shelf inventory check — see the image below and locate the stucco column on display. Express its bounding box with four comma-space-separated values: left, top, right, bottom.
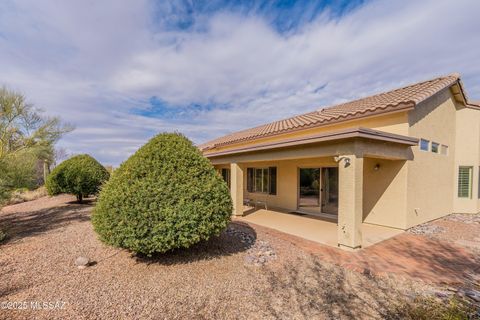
230, 162, 244, 216
337, 155, 363, 250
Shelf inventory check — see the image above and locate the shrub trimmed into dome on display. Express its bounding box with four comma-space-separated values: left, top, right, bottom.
46, 154, 109, 203
92, 133, 232, 255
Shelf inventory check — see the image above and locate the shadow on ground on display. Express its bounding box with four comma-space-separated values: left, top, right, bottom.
357, 234, 480, 284
262, 254, 478, 319
135, 221, 256, 265
0, 200, 92, 244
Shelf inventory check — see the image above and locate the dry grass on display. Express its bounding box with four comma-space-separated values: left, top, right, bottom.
384, 296, 478, 320
7, 186, 48, 205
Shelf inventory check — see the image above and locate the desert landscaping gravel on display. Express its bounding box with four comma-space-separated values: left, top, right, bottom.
0, 196, 478, 319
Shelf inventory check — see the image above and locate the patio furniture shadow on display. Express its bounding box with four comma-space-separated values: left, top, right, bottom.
134, 221, 257, 266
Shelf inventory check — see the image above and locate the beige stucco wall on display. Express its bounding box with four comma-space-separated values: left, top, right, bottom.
453, 107, 480, 213
363, 158, 407, 228
405, 88, 457, 228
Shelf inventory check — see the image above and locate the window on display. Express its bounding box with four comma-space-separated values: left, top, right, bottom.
247, 167, 277, 195
431, 142, 439, 153
458, 166, 473, 198
255, 168, 268, 193
221, 168, 230, 188
441, 145, 448, 156
478, 167, 480, 199
420, 139, 429, 151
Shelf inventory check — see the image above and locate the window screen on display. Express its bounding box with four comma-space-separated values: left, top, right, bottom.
458, 166, 473, 198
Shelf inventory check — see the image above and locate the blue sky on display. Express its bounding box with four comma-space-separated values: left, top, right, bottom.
0, 0, 479, 165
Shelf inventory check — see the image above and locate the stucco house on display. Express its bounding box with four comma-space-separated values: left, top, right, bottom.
200, 73, 480, 250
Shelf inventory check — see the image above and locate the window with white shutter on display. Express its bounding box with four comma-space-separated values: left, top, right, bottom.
458, 166, 473, 198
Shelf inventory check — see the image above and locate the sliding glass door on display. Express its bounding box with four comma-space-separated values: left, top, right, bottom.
321, 167, 338, 215
298, 167, 338, 215
298, 168, 320, 207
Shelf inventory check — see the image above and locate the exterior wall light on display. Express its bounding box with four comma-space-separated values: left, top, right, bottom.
374, 164, 380, 171
334, 156, 351, 167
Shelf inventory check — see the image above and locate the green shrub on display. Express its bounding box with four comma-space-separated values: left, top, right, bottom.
0, 229, 6, 243
46, 154, 110, 203
92, 133, 232, 255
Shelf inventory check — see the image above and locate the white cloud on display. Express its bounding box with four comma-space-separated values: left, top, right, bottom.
0, 0, 479, 165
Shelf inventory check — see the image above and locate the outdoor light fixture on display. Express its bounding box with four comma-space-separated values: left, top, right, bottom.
374, 164, 380, 171
334, 156, 351, 167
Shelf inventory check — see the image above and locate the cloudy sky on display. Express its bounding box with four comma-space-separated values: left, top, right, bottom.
1, 0, 479, 165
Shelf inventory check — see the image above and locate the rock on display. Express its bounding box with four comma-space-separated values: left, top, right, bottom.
408, 224, 445, 235
75, 256, 90, 269
464, 289, 480, 302
243, 239, 277, 266
435, 291, 451, 299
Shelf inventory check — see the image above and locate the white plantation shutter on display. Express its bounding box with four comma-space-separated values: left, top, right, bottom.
458, 166, 473, 198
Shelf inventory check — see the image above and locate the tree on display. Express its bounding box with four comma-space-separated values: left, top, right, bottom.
46, 154, 110, 203
0, 86, 73, 204
92, 133, 232, 256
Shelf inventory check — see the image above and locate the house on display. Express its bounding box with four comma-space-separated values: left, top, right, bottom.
200, 73, 480, 250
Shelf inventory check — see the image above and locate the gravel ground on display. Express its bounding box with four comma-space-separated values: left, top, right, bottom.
409, 213, 480, 254
0, 196, 461, 319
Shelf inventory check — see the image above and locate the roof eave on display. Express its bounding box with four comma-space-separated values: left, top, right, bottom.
204, 127, 418, 158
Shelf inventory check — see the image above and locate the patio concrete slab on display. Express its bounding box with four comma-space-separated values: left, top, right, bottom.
238, 208, 403, 248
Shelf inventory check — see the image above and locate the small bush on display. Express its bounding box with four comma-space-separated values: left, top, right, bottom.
92, 133, 232, 255
46, 154, 109, 203
0, 229, 6, 243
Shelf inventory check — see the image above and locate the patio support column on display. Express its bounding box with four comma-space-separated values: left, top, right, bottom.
230, 162, 244, 216
337, 155, 363, 250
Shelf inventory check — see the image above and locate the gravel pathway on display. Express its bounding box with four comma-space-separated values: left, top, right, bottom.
0, 196, 466, 319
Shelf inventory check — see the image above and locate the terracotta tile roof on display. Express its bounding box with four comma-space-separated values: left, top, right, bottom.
200, 73, 470, 151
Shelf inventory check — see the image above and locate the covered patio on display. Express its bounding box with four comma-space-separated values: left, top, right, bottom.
208, 127, 418, 250
237, 207, 404, 248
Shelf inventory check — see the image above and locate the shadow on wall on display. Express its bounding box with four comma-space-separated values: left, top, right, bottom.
409, 87, 451, 127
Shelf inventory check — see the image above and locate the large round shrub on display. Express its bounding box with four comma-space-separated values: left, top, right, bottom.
46, 154, 110, 203
92, 133, 232, 255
